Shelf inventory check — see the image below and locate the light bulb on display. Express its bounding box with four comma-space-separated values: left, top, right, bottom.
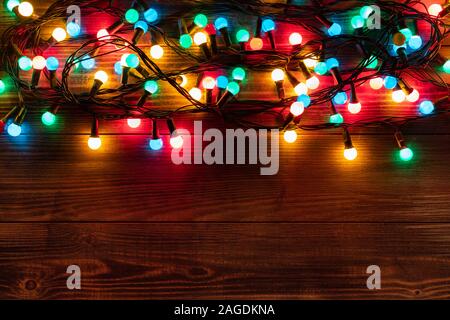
127, 119, 141, 128
232, 67, 246, 81
46, 57, 59, 71
0, 80, 5, 95
327, 23, 342, 36
114, 61, 123, 75
202, 76, 216, 90
179, 34, 193, 49
392, 89, 406, 103
370, 77, 383, 90
97, 28, 110, 40
249, 37, 263, 50
144, 80, 159, 94
6, 0, 20, 11
306, 76, 320, 89
170, 135, 184, 149
95, 71, 108, 83
32, 56, 47, 70
399, 147, 414, 161
214, 17, 228, 30
290, 102, 305, 117
344, 147, 358, 161
149, 138, 163, 150
52, 27, 67, 42
330, 113, 344, 124
348, 102, 362, 114
289, 32, 302, 46
283, 130, 297, 143
125, 8, 140, 24
351, 15, 364, 29
7, 123, 22, 137
18, 56, 32, 71
406, 89, 420, 102
41, 111, 56, 126
80, 55, 95, 70
216, 76, 228, 89
150, 45, 164, 59
304, 58, 318, 68
194, 14, 208, 28
236, 29, 250, 43
88, 137, 102, 150
360, 6, 374, 19
314, 62, 328, 75
18, 2, 33, 17
144, 8, 159, 23
178, 75, 188, 87
333, 92, 347, 105
429, 4, 443, 16
383, 76, 397, 89
193, 32, 208, 45
294, 83, 308, 96
125, 54, 140, 68
297, 94, 311, 108
419, 101, 434, 115
408, 35, 422, 50
271, 69, 285, 82
189, 87, 202, 101
66, 22, 81, 37
444, 60, 450, 73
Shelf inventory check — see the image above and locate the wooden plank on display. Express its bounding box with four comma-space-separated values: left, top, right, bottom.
1, 134, 449, 222
0, 222, 450, 299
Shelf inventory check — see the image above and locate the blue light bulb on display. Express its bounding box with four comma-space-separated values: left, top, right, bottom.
314, 62, 328, 75
66, 22, 81, 37
333, 91, 348, 105
134, 21, 149, 33
408, 35, 422, 50
297, 94, 311, 108
262, 19, 276, 32
144, 8, 159, 23
326, 58, 339, 70
216, 76, 229, 89
383, 76, 397, 89
419, 100, 434, 115
7, 123, 21, 137
144, 80, 159, 94
327, 23, 342, 36
214, 17, 228, 30
149, 138, 163, 150
80, 55, 95, 70
114, 61, 123, 75
46, 57, 59, 71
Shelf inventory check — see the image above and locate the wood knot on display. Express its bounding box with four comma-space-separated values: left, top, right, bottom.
25, 279, 37, 291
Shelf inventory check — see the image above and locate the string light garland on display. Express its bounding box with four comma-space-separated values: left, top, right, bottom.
0, 0, 449, 163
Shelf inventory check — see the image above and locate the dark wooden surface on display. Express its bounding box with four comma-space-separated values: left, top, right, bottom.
0, 0, 450, 299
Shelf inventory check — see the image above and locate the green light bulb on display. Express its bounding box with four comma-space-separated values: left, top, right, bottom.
351, 15, 364, 29
194, 14, 208, 28
443, 60, 450, 74
41, 111, 56, 126
329, 113, 344, 124
179, 34, 193, 49
232, 67, 246, 81
399, 148, 414, 161
236, 29, 250, 43
125, 9, 140, 24
0, 80, 6, 95
366, 56, 378, 69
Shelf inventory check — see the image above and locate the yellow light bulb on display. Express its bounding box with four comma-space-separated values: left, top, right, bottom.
170, 135, 184, 149
392, 89, 406, 103
369, 77, 383, 90
94, 71, 108, 83
304, 58, 318, 68
189, 87, 202, 101
283, 130, 298, 143
290, 102, 305, 117
18, 2, 33, 17
294, 82, 308, 96
271, 69, 285, 82
88, 137, 102, 150
193, 32, 208, 45
344, 147, 358, 161
32, 56, 47, 70
127, 119, 141, 128
289, 32, 302, 46
348, 102, 362, 114
406, 89, 419, 102
429, 4, 443, 16
97, 29, 110, 40
52, 27, 67, 42
202, 76, 216, 90
306, 76, 320, 90
179, 75, 188, 87
150, 45, 164, 59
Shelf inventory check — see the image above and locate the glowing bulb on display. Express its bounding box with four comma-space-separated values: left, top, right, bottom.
392, 89, 406, 103
297, 94, 311, 108
94, 71, 108, 83
399, 148, 414, 161
271, 69, 285, 82
294, 83, 308, 96
383, 76, 397, 89
236, 29, 250, 42
189, 87, 202, 100
419, 100, 434, 115
348, 102, 362, 114
360, 6, 374, 19
7, 123, 22, 137
326, 58, 339, 70
97, 29, 110, 40
144, 8, 159, 23
314, 62, 328, 75
399, 28, 412, 41
18, 56, 32, 71
194, 14, 208, 28
226, 82, 240, 96
351, 15, 364, 29
216, 76, 229, 89
134, 21, 148, 33
249, 38, 263, 50
262, 19, 276, 32
127, 119, 141, 128
126, 54, 140, 68
6, 0, 20, 11
114, 61, 123, 75
66, 22, 81, 37
330, 113, 344, 124
170, 135, 184, 149
289, 32, 302, 46
150, 45, 164, 59
408, 35, 422, 50
327, 23, 342, 36
125, 8, 140, 24
32, 56, 47, 70
81, 55, 95, 70
179, 34, 193, 49
304, 58, 318, 68
333, 92, 348, 105
202, 76, 216, 90
232, 67, 246, 81
52, 27, 67, 42
214, 17, 228, 30
344, 147, 358, 161
444, 60, 450, 74
88, 137, 102, 150
366, 56, 378, 69
290, 102, 305, 117
306, 76, 320, 90
193, 32, 208, 45
284, 130, 297, 143
18, 2, 33, 17
41, 111, 56, 126
429, 4, 443, 16
46, 57, 59, 71
0, 80, 5, 94
406, 89, 420, 102
144, 80, 159, 94
370, 77, 384, 90
149, 138, 163, 150
179, 75, 188, 87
